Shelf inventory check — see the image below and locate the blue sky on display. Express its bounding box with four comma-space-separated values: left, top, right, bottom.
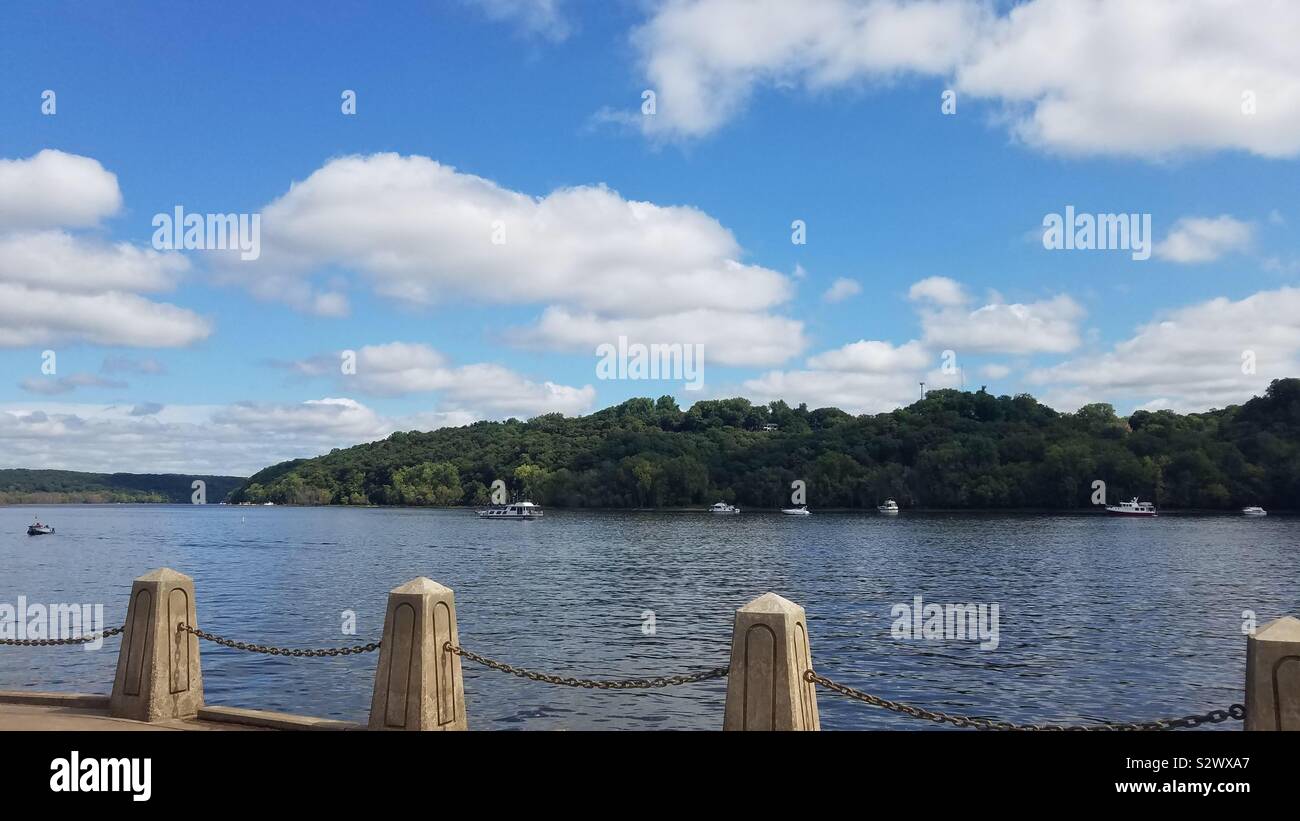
1, 0, 1298, 475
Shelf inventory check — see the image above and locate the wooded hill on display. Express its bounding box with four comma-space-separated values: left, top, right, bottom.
228, 379, 1300, 511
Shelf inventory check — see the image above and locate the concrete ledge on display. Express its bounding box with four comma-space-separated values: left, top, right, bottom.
198, 705, 363, 731
0, 690, 110, 709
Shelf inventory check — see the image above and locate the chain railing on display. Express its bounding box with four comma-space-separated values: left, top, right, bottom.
805, 669, 1246, 730
176, 623, 380, 657
0, 625, 125, 646
0, 614, 1252, 730
445, 642, 730, 690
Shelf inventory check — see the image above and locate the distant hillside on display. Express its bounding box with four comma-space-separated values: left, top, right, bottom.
0, 470, 246, 504
229, 379, 1300, 511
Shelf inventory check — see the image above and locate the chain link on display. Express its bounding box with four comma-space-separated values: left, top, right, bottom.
177, 623, 380, 656
0, 625, 125, 646
806, 670, 1245, 730
446, 642, 729, 689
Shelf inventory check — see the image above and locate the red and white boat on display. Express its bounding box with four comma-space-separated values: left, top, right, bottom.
1105, 497, 1157, 516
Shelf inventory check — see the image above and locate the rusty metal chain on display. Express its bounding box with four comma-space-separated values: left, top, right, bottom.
446, 642, 729, 689
177, 623, 380, 656
0, 625, 124, 646
806, 670, 1245, 731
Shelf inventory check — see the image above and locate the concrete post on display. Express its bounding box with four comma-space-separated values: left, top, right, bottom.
1245, 615, 1300, 731
109, 568, 203, 722
369, 578, 466, 731
723, 592, 819, 730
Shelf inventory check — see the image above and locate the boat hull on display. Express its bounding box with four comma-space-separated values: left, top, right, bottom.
27, 527, 54, 535
1104, 509, 1157, 516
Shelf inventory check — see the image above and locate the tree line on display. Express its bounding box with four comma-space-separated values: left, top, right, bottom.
228, 379, 1300, 510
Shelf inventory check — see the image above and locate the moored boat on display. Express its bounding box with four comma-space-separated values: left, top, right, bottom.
877, 499, 899, 514
1105, 497, 1157, 516
709, 501, 740, 515
1242, 506, 1268, 516
781, 506, 811, 516
477, 501, 544, 519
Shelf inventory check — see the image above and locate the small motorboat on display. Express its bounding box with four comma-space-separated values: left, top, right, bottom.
709, 501, 740, 515
477, 501, 544, 519
27, 522, 55, 535
1105, 497, 1157, 516
1242, 506, 1268, 516
877, 499, 900, 514
781, 506, 812, 516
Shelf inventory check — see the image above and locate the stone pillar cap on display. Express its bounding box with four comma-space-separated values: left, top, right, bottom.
1254, 616, 1300, 642
740, 592, 803, 614
136, 567, 193, 583
391, 577, 452, 596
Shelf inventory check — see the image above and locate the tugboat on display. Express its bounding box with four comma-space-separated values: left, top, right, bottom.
709, 501, 740, 515
27, 521, 55, 535
1105, 497, 1157, 516
781, 506, 811, 516
877, 499, 900, 514
477, 501, 544, 519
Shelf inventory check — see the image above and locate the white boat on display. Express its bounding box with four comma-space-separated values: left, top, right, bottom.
27, 522, 55, 536
1105, 497, 1157, 516
477, 501, 544, 519
1242, 506, 1268, 516
781, 506, 811, 516
709, 501, 740, 515
877, 499, 899, 514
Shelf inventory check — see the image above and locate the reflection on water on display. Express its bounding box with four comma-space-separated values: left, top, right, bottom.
1, 505, 1295, 729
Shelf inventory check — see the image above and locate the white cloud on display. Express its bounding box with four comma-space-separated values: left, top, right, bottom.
0, 151, 210, 348
0, 283, 211, 348
742, 368, 922, 415
0, 149, 122, 229
1028, 287, 1300, 411
286, 342, 597, 418
822, 277, 862, 303
908, 275, 967, 307
0, 230, 189, 292
467, 0, 570, 40
1154, 215, 1254, 264
0, 398, 478, 476
805, 339, 929, 372
245, 154, 791, 317
511, 306, 805, 367
237, 152, 801, 363
910, 278, 1084, 354
979, 363, 1011, 379
630, 0, 1300, 158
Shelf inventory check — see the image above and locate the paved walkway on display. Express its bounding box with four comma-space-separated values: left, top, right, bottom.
0, 692, 358, 731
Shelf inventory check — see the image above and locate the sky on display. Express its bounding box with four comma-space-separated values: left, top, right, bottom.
1, 0, 1298, 476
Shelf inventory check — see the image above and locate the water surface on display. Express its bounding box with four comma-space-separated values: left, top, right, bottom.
1, 505, 1294, 730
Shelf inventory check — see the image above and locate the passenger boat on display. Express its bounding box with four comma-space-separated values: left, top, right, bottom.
781, 506, 811, 516
1242, 506, 1268, 516
877, 499, 899, 514
27, 522, 55, 535
477, 501, 543, 519
709, 501, 740, 515
1105, 498, 1157, 516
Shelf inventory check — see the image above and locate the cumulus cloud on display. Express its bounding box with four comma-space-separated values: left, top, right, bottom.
284, 342, 596, 418
468, 0, 570, 40
910, 278, 1084, 355
822, 277, 862, 303
511, 306, 806, 367
805, 339, 930, 372
232, 152, 802, 365
0, 399, 478, 476
0, 149, 122, 229
629, 0, 1300, 158
0, 150, 209, 348
1027, 287, 1300, 411
1154, 215, 1254, 264
742, 369, 924, 415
